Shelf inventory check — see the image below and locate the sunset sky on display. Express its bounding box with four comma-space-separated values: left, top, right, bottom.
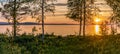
0, 0, 113, 24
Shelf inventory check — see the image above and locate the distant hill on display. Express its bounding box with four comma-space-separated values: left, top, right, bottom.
0, 22, 111, 25
21, 22, 79, 25
0, 22, 79, 25
0, 22, 9, 25
20, 22, 39, 25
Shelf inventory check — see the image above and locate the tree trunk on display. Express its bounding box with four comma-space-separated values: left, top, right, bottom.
13, 0, 17, 37
83, 0, 86, 36
42, 0, 45, 42
79, 3, 82, 36
79, 18, 82, 36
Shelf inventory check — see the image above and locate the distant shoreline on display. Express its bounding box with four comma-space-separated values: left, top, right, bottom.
0, 24, 80, 25
0, 22, 112, 25
0, 22, 80, 25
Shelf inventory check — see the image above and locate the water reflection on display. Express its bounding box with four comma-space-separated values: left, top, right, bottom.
95, 25, 100, 35
0, 25, 117, 36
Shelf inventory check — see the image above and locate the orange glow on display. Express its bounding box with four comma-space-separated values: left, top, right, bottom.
95, 18, 101, 23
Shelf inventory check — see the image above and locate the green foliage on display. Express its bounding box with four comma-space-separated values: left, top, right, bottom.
0, 0, 33, 36
100, 22, 109, 35
67, 0, 83, 21
0, 34, 120, 54
106, 0, 120, 18
32, 26, 38, 35
67, 0, 97, 36
67, 0, 96, 22
105, 0, 120, 25
30, 0, 56, 23
105, 0, 120, 35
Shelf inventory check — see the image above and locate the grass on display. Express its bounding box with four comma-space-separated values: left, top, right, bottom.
0, 34, 120, 54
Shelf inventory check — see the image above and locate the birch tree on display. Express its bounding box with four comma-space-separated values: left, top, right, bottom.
30, 0, 56, 42
0, 0, 32, 36
67, 0, 95, 36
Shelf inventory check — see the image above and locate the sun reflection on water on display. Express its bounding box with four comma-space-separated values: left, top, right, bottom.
95, 25, 100, 35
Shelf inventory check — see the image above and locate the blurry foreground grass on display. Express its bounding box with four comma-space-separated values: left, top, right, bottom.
0, 34, 120, 54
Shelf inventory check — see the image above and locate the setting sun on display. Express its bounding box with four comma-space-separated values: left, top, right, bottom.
95, 18, 101, 23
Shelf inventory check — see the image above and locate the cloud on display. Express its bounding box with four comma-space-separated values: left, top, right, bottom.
0, 0, 8, 2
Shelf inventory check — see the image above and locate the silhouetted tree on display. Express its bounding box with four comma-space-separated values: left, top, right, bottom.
67, 0, 95, 36
0, 0, 32, 36
67, 0, 83, 36
30, 0, 56, 42
100, 21, 109, 35
105, 0, 120, 35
